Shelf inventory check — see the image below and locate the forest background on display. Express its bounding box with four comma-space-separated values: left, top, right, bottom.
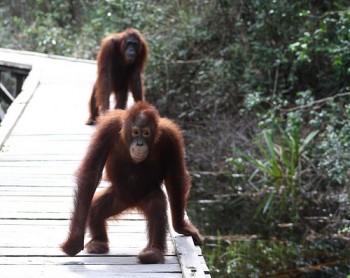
0, 0, 349, 277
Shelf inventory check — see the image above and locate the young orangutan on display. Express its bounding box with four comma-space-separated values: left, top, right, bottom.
61, 101, 203, 264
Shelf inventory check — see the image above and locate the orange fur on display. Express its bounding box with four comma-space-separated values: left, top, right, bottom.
61, 102, 203, 264
86, 28, 148, 125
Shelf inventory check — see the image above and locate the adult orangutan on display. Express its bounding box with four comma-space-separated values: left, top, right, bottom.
86, 28, 148, 125
61, 101, 203, 264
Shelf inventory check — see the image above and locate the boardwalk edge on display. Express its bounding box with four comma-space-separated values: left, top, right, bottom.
0, 67, 40, 149
172, 234, 207, 278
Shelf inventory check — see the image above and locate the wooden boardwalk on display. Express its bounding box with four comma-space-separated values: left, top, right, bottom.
0, 49, 209, 278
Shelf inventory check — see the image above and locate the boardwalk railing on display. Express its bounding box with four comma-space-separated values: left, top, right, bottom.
0, 60, 32, 101
0, 48, 210, 278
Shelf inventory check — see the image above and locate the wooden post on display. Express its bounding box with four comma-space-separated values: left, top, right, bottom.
0, 60, 32, 98
11, 72, 26, 96
0, 83, 15, 104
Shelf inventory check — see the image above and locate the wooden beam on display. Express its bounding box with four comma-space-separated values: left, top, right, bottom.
0, 60, 32, 75
0, 82, 15, 104
0, 60, 32, 98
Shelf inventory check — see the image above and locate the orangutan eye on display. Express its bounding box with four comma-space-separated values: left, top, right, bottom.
132, 127, 140, 137
143, 128, 150, 138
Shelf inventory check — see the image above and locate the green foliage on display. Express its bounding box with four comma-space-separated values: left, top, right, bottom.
205, 237, 350, 277
312, 101, 350, 184
233, 114, 318, 223
226, 0, 350, 231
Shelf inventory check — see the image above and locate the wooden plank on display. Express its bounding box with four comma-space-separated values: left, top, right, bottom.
0, 153, 83, 161
0, 219, 145, 226
0, 177, 105, 186
172, 235, 206, 278
0, 224, 147, 234
0, 247, 177, 257
0, 188, 74, 197
0, 59, 32, 74
0, 256, 180, 265
0, 236, 174, 249
0, 221, 149, 232
1, 142, 89, 154
0, 266, 182, 278
0, 166, 79, 175
0, 160, 80, 166
0, 82, 15, 103
0, 75, 39, 149
6, 134, 91, 142
0, 211, 146, 220
0, 227, 170, 239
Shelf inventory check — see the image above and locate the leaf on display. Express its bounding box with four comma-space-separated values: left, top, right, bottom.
262, 191, 275, 215
300, 130, 319, 154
